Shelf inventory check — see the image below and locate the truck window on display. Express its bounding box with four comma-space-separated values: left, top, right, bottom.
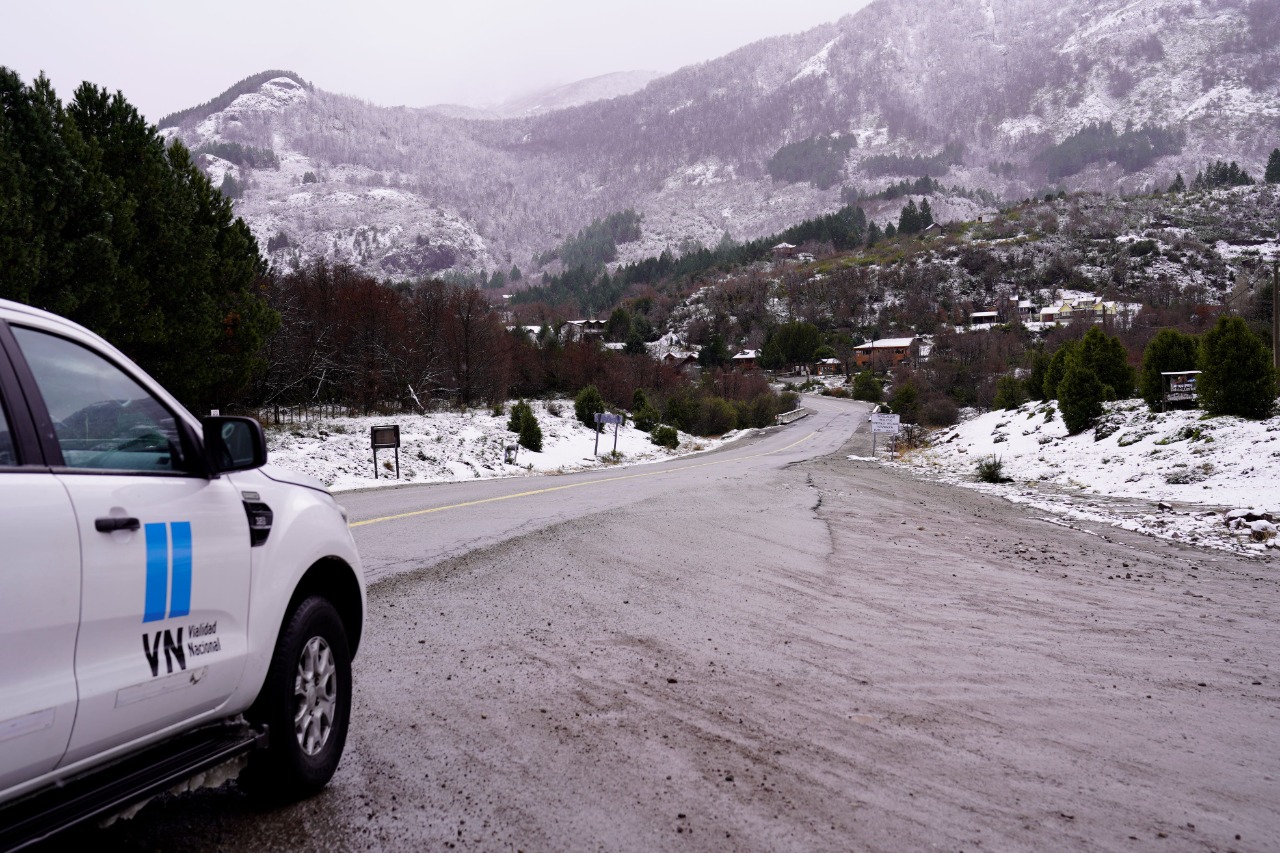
12, 327, 188, 473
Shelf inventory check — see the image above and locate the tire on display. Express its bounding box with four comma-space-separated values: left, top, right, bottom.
243, 596, 352, 800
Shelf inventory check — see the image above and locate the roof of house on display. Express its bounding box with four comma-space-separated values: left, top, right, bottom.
732, 349, 760, 360
855, 337, 916, 350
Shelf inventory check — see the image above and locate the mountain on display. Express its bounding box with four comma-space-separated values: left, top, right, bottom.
159, 0, 1280, 283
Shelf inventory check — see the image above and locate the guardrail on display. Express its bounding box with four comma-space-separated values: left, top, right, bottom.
775, 407, 810, 425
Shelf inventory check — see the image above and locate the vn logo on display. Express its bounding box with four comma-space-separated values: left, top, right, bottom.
142, 627, 185, 677
142, 522, 192, 623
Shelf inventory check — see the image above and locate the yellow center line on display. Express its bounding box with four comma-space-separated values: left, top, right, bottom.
350, 430, 819, 528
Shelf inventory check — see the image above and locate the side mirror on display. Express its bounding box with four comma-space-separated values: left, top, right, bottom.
203, 416, 267, 474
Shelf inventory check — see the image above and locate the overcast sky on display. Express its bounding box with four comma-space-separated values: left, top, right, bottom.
3, 0, 872, 123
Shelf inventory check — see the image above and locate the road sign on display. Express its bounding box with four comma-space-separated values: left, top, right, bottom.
594, 412, 623, 425
870, 413, 901, 435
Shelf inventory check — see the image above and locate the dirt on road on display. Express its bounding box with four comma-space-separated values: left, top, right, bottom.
92, 421, 1278, 852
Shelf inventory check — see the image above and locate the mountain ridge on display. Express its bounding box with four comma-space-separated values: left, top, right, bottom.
158, 0, 1280, 282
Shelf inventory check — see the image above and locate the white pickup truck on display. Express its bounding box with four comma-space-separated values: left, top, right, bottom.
0, 299, 366, 849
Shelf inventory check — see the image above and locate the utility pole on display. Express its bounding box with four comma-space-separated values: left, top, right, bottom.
1273, 259, 1279, 372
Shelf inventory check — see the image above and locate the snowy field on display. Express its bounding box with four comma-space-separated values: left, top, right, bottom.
892, 400, 1280, 556
265, 400, 739, 493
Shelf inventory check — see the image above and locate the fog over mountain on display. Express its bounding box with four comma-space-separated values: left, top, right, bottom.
159, 0, 1280, 283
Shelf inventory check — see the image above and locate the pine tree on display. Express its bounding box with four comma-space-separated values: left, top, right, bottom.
1168, 172, 1186, 193
1266, 148, 1280, 184
1197, 316, 1277, 418
865, 221, 882, 246
898, 199, 921, 235
919, 198, 934, 229
1077, 327, 1135, 400
574, 385, 606, 429
1058, 355, 1104, 434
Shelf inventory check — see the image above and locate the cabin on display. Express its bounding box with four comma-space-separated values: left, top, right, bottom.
731, 349, 760, 371
813, 357, 843, 376
853, 337, 918, 371
771, 242, 798, 260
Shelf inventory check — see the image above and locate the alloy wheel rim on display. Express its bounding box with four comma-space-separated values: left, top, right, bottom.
293, 636, 337, 756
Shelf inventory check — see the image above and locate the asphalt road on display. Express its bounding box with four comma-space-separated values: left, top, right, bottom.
84, 395, 1279, 852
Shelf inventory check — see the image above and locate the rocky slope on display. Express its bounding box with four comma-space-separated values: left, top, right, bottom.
159, 0, 1280, 281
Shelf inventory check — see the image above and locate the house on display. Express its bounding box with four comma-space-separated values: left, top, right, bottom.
731, 349, 760, 371
969, 310, 1000, 328
853, 337, 918, 370
921, 222, 943, 238
813, 357, 843, 376
771, 242, 798, 260
562, 319, 607, 341
662, 350, 699, 371
1017, 299, 1036, 322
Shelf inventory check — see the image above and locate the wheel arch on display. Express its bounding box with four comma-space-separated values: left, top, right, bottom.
285, 557, 364, 657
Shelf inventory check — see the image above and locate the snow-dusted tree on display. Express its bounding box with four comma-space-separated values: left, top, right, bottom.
1197, 316, 1277, 419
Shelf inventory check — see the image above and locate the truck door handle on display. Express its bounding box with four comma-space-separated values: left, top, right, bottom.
95, 516, 141, 532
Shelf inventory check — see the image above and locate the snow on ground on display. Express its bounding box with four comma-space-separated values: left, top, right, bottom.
889, 400, 1280, 556
266, 400, 740, 493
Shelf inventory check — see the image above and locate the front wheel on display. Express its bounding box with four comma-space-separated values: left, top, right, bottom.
243, 596, 352, 800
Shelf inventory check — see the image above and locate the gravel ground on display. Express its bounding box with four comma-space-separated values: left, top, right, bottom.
84, 409, 1279, 852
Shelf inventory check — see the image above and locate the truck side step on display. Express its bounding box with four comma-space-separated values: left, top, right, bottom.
0, 724, 267, 851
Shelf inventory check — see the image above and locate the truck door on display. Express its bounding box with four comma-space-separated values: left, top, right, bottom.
0, 336, 81, 790
7, 325, 252, 766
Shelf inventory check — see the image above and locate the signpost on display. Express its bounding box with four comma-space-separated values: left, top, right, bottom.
1161, 370, 1201, 410
593, 412, 623, 456
370, 424, 401, 479
870, 412, 901, 456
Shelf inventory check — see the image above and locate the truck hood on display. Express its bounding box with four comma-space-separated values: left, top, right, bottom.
259, 463, 332, 496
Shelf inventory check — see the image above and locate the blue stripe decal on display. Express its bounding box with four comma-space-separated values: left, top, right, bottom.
143, 523, 168, 623
169, 522, 192, 619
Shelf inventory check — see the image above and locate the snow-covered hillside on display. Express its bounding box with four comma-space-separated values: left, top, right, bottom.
158, 0, 1280, 281
265, 400, 736, 493
897, 401, 1280, 555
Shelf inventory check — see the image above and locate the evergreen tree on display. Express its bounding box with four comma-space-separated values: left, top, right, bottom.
1026, 347, 1051, 401
919, 198, 934, 229
898, 199, 922, 235
518, 408, 543, 452
865, 221, 882, 246
993, 375, 1027, 410
0, 71, 276, 410
851, 371, 883, 402
1197, 316, 1277, 418
1266, 149, 1280, 184
884, 222, 897, 239
1168, 172, 1186, 193
509, 264, 522, 282
1058, 354, 1104, 434
889, 380, 920, 423
1077, 327, 1135, 400
697, 334, 731, 369
508, 399, 533, 433
574, 384, 606, 429
1139, 328, 1199, 410
1043, 339, 1079, 400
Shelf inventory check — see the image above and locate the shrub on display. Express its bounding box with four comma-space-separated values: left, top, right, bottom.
508, 400, 541, 451
507, 399, 532, 433
632, 400, 661, 432
518, 410, 543, 452
1197, 316, 1277, 419
920, 394, 959, 426
851, 371, 883, 402
650, 424, 679, 449
1140, 328, 1200, 410
692, 396, 738, 436
889, 381, 920, 423
574, 385, 606, 428
662, 389, 698, 432
735, 392, 780, 428
1058, 356, 1105, 434
976, 455, 1010, 483
992, 375, 1027, 410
